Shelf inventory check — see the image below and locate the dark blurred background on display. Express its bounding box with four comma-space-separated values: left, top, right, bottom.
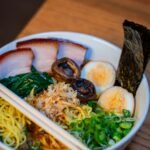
0, 0, 45, 47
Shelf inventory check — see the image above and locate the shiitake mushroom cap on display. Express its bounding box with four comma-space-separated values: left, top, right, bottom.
51, 57, 80, 82
71, 78, 96, 103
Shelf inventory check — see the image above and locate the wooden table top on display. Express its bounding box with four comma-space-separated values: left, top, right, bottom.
18, 0, 150, 149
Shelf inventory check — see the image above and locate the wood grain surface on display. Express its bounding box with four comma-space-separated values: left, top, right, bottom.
17, 0, 150, 149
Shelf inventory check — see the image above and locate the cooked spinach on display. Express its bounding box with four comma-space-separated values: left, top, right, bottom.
0, 135, 3, 142
0, 67, 53, 98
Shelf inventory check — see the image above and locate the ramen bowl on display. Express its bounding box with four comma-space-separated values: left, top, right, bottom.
0, 32, 149, 150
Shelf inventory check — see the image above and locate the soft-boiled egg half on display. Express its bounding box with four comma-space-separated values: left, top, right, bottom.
98, 86, 134, 115
81, 61, 116, 96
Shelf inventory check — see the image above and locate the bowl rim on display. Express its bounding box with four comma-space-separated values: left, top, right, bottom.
0, 31, 150, 150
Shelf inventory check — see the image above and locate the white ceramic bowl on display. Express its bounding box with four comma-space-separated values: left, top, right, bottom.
0, 32, 149, 150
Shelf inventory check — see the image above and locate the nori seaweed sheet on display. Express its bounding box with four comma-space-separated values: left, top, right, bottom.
116, 20, 150, 95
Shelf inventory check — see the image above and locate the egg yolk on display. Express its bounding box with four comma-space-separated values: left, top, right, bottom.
101, 90, 125, 113
87, 64, 112, 86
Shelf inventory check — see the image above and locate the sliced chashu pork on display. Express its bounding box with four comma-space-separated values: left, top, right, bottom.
17, 39, 59, 73
57, 41, 88, 68
0, 48, 33, 79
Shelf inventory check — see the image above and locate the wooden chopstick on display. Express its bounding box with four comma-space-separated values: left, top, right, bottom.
0, 83, 89, 150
